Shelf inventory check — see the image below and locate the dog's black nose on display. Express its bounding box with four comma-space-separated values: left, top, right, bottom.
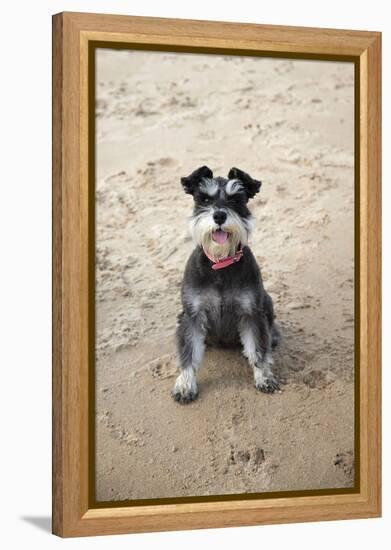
213, 210, 227, 226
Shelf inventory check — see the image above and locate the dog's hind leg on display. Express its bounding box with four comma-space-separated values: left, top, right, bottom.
239, 314, 280, 393
172, 312, 206, 404
271, 323, 281, 349
263, 291, 280, 348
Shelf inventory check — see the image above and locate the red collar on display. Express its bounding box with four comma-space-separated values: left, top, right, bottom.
203, 245, 243, 270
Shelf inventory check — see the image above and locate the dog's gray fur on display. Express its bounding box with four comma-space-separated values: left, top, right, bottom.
172, 166, 280, 403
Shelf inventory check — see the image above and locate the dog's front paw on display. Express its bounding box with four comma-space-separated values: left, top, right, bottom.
254, 368, 280, 394
171, 388, 198, 404
171, 370, 198, 404
255, 378, 280, 393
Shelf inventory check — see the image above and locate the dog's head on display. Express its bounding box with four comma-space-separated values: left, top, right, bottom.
181, 166, 261, 261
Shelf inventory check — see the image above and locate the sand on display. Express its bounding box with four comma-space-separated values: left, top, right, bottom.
95, 49, 355, 501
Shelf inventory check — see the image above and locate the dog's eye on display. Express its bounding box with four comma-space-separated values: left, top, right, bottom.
229, 193, 245, 205
200, 194, 211, 205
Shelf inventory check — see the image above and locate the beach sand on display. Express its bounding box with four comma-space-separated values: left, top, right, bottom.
95, 49, 355, 501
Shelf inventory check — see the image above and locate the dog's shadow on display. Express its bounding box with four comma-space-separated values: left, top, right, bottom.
198, 322, 310, 393
199, 345, 250, 393
273, 321, 310, 382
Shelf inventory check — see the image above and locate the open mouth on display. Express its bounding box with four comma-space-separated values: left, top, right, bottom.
212, 229, 229, 245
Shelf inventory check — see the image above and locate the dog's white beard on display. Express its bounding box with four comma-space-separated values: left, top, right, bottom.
188, 209, 253, 262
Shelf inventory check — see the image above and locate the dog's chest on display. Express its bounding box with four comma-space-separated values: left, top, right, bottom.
185, 287, 255, 343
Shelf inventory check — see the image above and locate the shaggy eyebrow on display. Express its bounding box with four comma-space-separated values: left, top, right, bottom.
225, 179, 243, 195
199, 178, 219, 197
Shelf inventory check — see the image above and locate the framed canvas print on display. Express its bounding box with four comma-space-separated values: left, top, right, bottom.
52, 12, 381, 537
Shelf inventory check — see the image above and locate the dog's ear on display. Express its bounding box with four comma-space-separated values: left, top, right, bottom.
181, 166, 213, 195
227, 167, 261, 200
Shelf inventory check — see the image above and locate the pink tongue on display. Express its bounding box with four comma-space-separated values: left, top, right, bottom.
212, 230, 228, 244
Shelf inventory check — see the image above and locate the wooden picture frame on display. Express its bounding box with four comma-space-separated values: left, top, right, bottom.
52, 11, 381, 537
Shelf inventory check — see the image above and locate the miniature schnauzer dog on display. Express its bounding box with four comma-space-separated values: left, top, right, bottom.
172, 166, 280, 403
